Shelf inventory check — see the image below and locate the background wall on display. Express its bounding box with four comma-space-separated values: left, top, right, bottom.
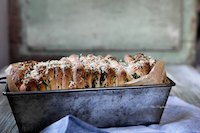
9, 0, 196, 64
0, 0, 9, 69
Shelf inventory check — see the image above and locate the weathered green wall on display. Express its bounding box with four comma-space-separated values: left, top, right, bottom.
18, 0, 196, 64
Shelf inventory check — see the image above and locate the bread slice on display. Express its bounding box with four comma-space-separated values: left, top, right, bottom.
105, 55, 127, 86
68, 55, 85, 89
20, 79, 38, 91
60, 58, 73, 89
20, 62, 48, 91
46, 67, 55, 90
124, 53, 155, 80
80, 56, 93, 88
54, 66, 63, 90
5, 61, 37, 91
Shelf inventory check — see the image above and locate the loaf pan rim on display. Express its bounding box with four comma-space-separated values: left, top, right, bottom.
2, 77, 175, 96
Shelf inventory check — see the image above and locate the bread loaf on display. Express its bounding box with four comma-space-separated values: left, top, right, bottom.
5, 53, 158, 91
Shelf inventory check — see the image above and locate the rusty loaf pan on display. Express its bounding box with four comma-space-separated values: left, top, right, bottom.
2, 78, 175, 133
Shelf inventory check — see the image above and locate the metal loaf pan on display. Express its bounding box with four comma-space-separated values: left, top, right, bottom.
2, 78, 175, 133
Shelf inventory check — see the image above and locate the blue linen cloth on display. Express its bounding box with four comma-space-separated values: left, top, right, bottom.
41, 96, 200, 133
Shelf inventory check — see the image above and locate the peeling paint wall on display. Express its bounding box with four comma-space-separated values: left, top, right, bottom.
0, 0, 9, 69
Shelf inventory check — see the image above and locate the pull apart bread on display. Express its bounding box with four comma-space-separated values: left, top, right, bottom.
5, 53, 168, 92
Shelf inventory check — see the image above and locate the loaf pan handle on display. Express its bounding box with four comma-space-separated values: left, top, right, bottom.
0, 77, 6, 84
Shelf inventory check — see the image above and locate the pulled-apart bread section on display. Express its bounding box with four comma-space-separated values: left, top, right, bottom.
5, 53, 158, 91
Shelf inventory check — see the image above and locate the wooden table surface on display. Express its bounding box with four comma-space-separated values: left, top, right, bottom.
0, 65, 200, 133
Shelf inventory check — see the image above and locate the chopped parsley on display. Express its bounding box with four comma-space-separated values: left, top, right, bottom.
132, 73, 140, 79
100, 72, 107, 85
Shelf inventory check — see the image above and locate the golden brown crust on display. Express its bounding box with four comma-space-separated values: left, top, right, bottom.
38, 81, 46, 91
105, 55, 127, 86
80, 55, 93, 88
107, 68, 116, 87
6, 61, 37, 90
6, 75, 19, 92
60, 57, 73, 89
20, 79, 38, 91
128, 62, 151, 77
116, 68, 127, 86
55, 67, 63, 90
124, 55, 134, 63
84, 69, 92, 88
62, 67, 73, 89
73, 64, 85, 89
46, 68, 55, 90
124, 53, 154, 80
68, 54, 86, 88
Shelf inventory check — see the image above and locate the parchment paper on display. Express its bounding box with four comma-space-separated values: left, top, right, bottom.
125, 61, 169, 86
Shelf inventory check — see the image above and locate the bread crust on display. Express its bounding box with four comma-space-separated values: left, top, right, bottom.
105, 55, 127, 86
62, 67, 73, 89
68, 55, 85, 89
6, 61, 37, 91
